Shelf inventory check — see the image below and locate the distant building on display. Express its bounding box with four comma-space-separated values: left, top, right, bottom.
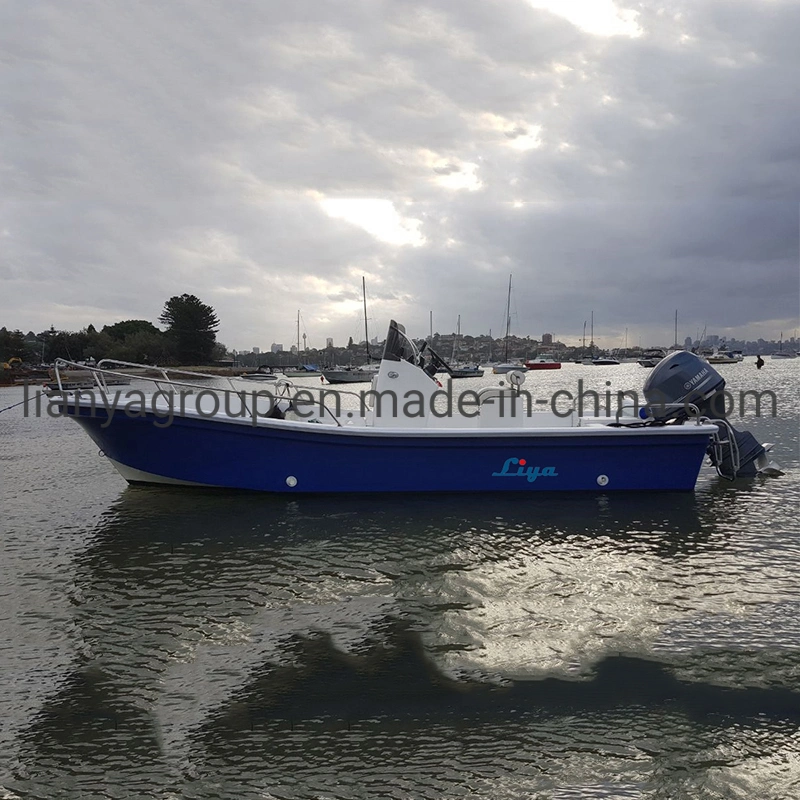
684, 337, 692, 350
270, 343, 283, 353
252, 347, 260, 354
542, 333, 553, 346
290, 345, 298, 355
326, 337, 334, 348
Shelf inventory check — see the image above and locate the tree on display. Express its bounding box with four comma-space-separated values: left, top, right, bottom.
159, 294, 220, 365
0, 328, 27, 362
106, 330, 176, 364
102, 319, 160, 341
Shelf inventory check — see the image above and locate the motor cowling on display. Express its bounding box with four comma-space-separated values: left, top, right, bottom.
643, 351, 771, 479
643, 351, 726, 421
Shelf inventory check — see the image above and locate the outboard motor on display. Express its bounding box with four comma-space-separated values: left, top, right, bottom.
643, 351, 778, 479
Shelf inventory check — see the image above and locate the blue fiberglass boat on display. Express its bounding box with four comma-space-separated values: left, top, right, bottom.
50, 321, 779, 493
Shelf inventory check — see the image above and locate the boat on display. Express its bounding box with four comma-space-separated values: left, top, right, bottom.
239, 367, 278, 382
282, 311, 321, 377
321, 363, 381, 384
705, 348, 741, 365
576, 311, 602, 364
492, 363, 528, 374
771, 333, 797, 359
322, 277, 379, 383
524, 354, 561, 370
50, 319, 781, 492
492, 275, 527, 374
282, 364, 321, 378
638, 348, 667, 368
440, 315, 484, 378
447, 366, 484, 379
591, 356, 620, 366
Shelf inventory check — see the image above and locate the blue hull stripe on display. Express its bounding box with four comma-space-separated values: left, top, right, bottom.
66, 407, 711, 493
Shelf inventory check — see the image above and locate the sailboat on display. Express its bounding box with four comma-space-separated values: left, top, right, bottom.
444, 315, 484, 378
322, 278, 382, 383
771, 332, 797, 359
583, 311, 619, 365
493, 275, 527, 374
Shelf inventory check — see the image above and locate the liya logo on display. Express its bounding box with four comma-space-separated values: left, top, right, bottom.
492, 458, 559, 483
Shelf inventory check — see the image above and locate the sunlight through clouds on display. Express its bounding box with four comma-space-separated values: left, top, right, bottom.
318, 198, 426, 247
527, 0, 642, 37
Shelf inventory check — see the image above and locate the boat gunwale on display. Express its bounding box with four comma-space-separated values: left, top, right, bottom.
57, 395, 719, 439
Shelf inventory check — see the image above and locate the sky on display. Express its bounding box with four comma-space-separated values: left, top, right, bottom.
2, 0, 799, 352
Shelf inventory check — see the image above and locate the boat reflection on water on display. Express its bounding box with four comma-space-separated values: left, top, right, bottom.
14, 484, 796, 798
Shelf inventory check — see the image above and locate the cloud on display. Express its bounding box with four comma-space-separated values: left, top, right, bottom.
1, 0, 798, 350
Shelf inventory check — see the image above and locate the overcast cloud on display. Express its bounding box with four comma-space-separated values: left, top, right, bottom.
2, 0, 799, 350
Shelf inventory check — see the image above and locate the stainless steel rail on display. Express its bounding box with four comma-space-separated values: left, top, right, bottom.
53, 358, 369, 426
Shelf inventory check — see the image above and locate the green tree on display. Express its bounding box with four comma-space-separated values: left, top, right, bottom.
106, 330, 176, 364
102, 319, 162, 341
0, 328, 27, 362
159, 294, 220, 365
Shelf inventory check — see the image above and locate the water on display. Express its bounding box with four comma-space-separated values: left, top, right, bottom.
1, 362, 799, 799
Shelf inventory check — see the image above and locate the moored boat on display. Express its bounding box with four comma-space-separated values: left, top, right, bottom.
771, 334, 797, 359
321, 364, 381, 383
446, 365, 485, 379
50, 320, 781, 493
282, 364, 320, 377
239, 366, 278, 382
492, 362, 528, 374
638, 348, 667, 368
523, 354, 561, 370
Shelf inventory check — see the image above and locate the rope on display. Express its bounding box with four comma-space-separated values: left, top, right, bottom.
0, 395, 37, 414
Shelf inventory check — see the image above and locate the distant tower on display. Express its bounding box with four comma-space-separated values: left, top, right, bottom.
326, 337, 334, 348
542, 333, 553, 346
302, 332, 307, 352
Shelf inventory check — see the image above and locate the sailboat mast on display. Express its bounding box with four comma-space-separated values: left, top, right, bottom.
429, 311, 433, 345
674, 310, 678, 348
297, 310, 300, 358
362, 276, 370, 362
504, 274, 512, 361
451, 315, 460, 362
590, 310, 594, 354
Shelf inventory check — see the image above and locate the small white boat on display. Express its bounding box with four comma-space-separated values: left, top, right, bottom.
704, 347, 742, 364
638, 349, 667, 368
282, 365, 321, 377
492, 362, 528, 374
771, 334, 797, 359
239, 372, 277, 382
